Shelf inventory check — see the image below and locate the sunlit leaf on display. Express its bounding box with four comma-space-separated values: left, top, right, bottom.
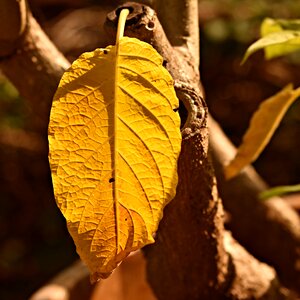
260, 183, 300, 200
225, 85, 300, 179
261, 18, 300, 34
242, 18, 300, 63
261, 18, 300, 59
48, 36, 181, 281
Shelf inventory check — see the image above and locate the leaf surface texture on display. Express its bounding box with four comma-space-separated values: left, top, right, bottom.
48, 37, 181, 281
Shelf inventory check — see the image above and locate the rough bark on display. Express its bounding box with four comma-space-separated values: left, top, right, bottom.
106, 6, 227, 298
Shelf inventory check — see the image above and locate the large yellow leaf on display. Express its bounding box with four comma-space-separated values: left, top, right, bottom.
48, 36, 181, 281
225, 85, 300, 180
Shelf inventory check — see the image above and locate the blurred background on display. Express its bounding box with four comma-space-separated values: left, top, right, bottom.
0, 0, 300, 299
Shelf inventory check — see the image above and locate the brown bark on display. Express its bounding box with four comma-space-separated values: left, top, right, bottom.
106, 5, 227, 299
0, 0, 27, 56
153, 0, 199, 67
0, 0, 69, 134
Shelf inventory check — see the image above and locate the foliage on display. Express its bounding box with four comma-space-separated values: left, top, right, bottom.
225, 84, 300, 179
227, 16, 300, 199
242, 18, 300, 63
48, 34, 181, 280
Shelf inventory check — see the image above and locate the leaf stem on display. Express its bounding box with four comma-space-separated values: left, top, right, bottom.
114, 8, 129, 255
260, 183, 300, 200
116, 9, 130, 44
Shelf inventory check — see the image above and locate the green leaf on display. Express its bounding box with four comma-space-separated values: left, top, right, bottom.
242, 30, 300, 64
242, 18, 300, 63
260, 184, 300, 200
261, 18, 300, 59
263, 18, 300, 33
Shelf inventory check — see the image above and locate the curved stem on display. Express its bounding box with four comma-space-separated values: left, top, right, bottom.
116, 8, 130, 43
114, 7, 129, 255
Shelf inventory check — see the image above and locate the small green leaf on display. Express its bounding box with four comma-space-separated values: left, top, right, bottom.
263, 18, 300, 33
260, 184, 300, 200
261, 18, 300, 59
242, 30, 300, 64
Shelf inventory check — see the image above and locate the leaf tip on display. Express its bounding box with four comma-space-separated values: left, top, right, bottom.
224, 163, 239, 180
240, 53, 249, 65
90, 270, 112, 283
258, 191, 269, 201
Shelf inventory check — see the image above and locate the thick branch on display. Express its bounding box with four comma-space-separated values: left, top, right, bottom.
209, 116, 300, 293
153, 0, 199, 67
0, 0, 27, 56
0, 2, 70, 134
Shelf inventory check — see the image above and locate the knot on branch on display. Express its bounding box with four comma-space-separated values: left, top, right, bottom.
105, 2, 157, 43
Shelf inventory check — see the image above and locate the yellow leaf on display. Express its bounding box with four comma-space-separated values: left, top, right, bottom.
48, 35, 181, 281
225, 85, 300, 180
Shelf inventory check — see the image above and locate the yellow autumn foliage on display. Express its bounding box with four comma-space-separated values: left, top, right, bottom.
48, 36, 181, 281
225, 85, 300, 180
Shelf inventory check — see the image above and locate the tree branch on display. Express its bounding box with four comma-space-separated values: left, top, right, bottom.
0, 0, 70, 134
0, 0, 27, 56
153, 0, 199, 67
209, 116, 300, 293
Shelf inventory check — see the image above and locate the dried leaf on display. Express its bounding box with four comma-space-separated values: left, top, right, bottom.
48, 36, 181, 281
225, 85, 300, 179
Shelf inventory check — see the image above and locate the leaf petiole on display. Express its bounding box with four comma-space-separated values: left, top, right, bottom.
116, 9, 130, 44
260, 184, 300, 200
